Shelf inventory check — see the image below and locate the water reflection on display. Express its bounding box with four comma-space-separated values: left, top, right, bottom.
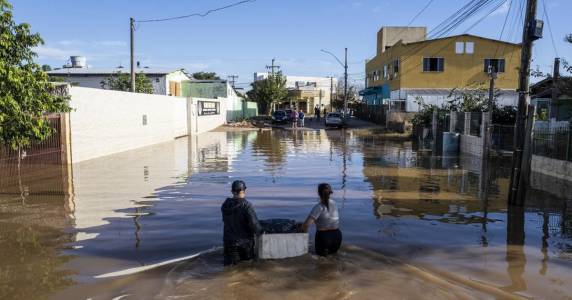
1, 129, 572, 299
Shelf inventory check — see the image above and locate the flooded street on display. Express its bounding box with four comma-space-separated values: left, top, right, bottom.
1, 128, 572, 299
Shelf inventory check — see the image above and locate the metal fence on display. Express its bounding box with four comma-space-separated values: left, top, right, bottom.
355, 104, 386, 125
0, 114, 65, 195
532, 125, 572, 162
470, 112, 482, 137
491, 125, 515, 152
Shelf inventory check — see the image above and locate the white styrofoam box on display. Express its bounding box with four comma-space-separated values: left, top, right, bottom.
258, 233, 309, 259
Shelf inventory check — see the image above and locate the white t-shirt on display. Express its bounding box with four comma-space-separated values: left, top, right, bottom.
309, 200, 339, 230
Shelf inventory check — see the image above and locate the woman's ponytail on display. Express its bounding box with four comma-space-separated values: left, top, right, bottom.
318, 183, 333, 210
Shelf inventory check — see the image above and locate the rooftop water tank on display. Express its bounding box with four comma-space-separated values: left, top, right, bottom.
70, 56, 86, 68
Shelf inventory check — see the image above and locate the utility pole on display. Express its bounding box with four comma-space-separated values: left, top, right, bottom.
330, 76, 334, 113
228, 75, 238, 88
508, 0, 540, 206
344, 48, 348, 116
130, 17, 136, 92
266, 58, 280, 76
551, 58, 560, 119
483, 67, 497, 160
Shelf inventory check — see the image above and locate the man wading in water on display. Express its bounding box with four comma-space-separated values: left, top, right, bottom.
221, 180, 262, 266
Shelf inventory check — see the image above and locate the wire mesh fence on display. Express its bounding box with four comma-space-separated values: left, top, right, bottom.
491, 125, 515, 152
532, 125, 572, 162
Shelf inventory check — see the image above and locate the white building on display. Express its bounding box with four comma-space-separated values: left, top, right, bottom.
47, 56, 192, 97
254, 72, 338, 112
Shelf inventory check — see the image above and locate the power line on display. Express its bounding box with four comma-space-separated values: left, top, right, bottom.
541, 0, 559, 57
137, 0, 256, 23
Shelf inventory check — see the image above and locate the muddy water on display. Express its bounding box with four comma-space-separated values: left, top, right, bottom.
1, 129, 571, 299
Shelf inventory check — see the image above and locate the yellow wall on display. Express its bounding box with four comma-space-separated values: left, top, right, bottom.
366, 35, 521, 91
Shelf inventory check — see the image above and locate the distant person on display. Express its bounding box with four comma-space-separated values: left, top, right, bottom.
299, 110, 305, 127
291, 108, 299, 129
315, 106, 321, 122
221, 180, 262, 266
302, 183, 342, 256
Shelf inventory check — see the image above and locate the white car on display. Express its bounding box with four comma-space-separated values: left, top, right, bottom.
325, 112, 344, 128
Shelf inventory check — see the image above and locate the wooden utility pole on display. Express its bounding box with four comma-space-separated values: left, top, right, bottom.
228, 75, 238, 88
130, 17, 136, 92
483, 68, 497, 160
508, 0, 539, 206
330, 76, 334, 113
551, 58, 560, 119
266, 58, 280, 76
344, 48, 348, 116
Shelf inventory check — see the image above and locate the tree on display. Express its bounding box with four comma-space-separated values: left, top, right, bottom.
566, 34, 572, 44
41, 64, 51, 71
192, 71, 220, 80
332, 79, 362, 110
100, 71, 154, 94
0, 0, 71, 201
247, 73, 288, 115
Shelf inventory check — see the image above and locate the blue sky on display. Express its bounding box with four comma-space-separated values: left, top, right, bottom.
11, 0, 572, 88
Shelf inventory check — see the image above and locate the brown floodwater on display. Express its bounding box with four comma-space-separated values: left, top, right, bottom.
1, 128, 571, 299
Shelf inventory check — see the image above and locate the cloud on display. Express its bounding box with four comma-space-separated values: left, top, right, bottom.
33, 46, 80, 60
56, 40, 127, 47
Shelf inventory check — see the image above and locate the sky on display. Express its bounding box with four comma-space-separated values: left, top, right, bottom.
11, 0, 572, 89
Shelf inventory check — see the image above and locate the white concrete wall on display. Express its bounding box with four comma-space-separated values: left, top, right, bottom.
69, 87, 188, 163
531, 155, 572, 182
188, 97, 227, 135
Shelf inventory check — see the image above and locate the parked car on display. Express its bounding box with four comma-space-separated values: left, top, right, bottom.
272, 110, 288, 124
284, 109, 294, 121
325, 112, 344, 128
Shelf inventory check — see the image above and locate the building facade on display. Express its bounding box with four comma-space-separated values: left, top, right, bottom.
363, 27, 521, 112
254, 73, 338, 113
47, 57, 192, 97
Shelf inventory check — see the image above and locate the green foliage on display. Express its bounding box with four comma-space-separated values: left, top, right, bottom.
0, 0, 71, 151
41, 64, 51, 71
192, 71, 220, 80
448, 84, 496, 112
411, 97, 450, 128
100, 71, 154, 94
247, 73, 288, 115
566, 34, 572, 44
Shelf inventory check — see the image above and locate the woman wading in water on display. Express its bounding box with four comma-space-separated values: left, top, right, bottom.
302, 183, 342, 256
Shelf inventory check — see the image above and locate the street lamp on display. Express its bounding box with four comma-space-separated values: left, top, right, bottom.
321, 48, 348, 117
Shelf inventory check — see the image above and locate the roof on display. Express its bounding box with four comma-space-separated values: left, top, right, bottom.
47, 67, 187, 76
402, 34, 521, 47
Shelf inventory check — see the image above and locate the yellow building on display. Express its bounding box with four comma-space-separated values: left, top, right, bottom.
363, 27, 522, 112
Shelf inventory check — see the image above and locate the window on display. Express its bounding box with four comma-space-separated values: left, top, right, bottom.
455, 42, 464, 54
423, 57, 445, 72
484, 58, 505, 73
455, 42, 475, 54
383, 65, 388, 79
465, 42, 474, 54
393, 60, 400, 74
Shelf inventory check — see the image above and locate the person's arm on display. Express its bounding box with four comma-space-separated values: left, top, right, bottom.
303, 204, 322, 233
245, 202, 263, 236
302, 216, 315, 233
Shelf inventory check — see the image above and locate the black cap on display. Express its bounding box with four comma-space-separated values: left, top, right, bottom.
231, 180, 247, 193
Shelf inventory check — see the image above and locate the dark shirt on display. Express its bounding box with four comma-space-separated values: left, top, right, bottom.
221, 197, 262, 242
